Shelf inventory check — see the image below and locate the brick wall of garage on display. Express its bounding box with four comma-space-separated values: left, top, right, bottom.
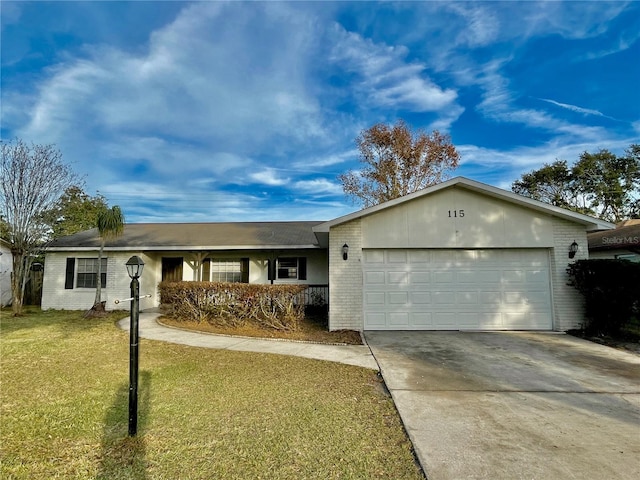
550, 219, 589, 331
329, 215, 591, 332
329, 219, 363, 331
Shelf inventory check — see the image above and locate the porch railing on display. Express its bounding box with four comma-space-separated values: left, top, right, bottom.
299, 284, 329, 307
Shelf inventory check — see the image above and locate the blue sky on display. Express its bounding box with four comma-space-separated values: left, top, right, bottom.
2, 1, 639, 223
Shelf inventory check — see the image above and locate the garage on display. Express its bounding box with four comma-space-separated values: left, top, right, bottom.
319, 177, 615, 332
363, 248, 552, 330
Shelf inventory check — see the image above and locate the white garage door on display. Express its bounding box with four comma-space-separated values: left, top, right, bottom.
363, 249, 552, 330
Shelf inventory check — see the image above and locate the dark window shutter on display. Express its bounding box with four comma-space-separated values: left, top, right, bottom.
267, 259, 274, 281
202, 259, 210, 282
298, 257, 307, 280
241, 258, 249, 283
65, 258, 75, 289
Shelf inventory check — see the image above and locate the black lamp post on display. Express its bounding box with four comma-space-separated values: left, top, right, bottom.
125, 255, 144, 436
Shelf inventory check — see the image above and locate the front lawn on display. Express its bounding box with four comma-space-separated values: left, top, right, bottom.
0, 308, 424, 479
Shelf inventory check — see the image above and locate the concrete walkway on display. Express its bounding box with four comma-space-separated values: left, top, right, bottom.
117, 311, 378, 370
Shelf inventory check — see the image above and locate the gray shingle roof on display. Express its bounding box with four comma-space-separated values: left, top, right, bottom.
588, 221, 640, 251
48, 222, 325, 250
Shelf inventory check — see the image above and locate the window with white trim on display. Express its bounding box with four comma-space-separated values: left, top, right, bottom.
76, 258, 107, 288
206, 259, 249, 283
276, 257, 307, 280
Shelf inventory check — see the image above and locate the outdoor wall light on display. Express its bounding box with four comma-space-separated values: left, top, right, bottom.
125, 255, 145, 279
568, 241, 579, 259
342, 243, 349, 261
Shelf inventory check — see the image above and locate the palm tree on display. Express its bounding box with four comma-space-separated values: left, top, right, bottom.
92, 205, 125, 311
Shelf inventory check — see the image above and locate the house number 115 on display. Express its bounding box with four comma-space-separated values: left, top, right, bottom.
448, 210, 465, 218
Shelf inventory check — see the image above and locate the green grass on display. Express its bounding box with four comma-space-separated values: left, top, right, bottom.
1, 308, 424, 479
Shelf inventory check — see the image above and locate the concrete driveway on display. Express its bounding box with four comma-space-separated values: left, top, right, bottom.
365, 331, 640, 480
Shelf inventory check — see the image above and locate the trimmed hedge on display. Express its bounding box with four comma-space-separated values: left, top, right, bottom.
159, 281, 307, 331
567, 259, 640, 335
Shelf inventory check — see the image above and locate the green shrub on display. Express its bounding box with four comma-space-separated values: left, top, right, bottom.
159, 282, 307, 331
567, 259, 640, 335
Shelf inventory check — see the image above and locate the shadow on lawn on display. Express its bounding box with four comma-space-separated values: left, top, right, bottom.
96, 371, 151, 480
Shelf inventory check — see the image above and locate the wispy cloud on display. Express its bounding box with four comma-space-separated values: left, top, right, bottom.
249, 169, 290, 187
1, 1, 637, 223
538, 98, 610, 118
329, 24, 460, 117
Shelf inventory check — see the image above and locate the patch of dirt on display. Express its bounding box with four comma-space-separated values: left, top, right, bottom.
159, 314, 363, 345
567, 330, 640, 355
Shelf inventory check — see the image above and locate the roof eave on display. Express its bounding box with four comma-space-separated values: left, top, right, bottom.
46, 244, 324, 252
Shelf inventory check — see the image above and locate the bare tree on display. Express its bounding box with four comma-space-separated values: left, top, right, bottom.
0, 139, 79, 315
339, 120, 460, 207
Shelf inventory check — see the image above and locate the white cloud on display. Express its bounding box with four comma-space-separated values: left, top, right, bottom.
294, 178, 343, 196
16, 2, 328, 154
249, 169, 290, 187
329, 24, 460, 116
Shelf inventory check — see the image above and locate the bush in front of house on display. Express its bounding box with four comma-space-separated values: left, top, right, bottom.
567, 259, 640, 336
158, 281, 307, 331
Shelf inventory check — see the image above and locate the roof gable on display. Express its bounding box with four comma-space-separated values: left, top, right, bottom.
314, 177, 615, 233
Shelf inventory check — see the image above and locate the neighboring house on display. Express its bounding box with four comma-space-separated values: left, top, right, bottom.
1, 238, 13, 307
42, 177, 614, 332
588, 219, 640, 262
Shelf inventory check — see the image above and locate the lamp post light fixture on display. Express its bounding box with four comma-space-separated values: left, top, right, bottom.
125, 255, 144, 436
342, 243, 349, 261
568, 241, 579, 259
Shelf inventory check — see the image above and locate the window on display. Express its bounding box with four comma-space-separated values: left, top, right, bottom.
276, 257, 307, 280
277, 258, 298, 279
207, 259, 249, 283
76, 258, 107, 288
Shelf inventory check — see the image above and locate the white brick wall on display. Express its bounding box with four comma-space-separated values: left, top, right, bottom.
328, 216, 592, 332
328, 219, 363, 331
549, 219, 589, 331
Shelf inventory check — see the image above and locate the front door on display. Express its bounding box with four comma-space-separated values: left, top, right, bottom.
162, 257, 183, 282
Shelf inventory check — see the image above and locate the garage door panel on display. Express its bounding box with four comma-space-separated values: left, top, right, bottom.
411, 292, 432, 304
409, 251, 432, 263
503, 270, 525, 282
458, 313, 480, 329
388, 250, 408, 263
526, 269, 548, 282
363, 248, 552, 330
458, 269, 500, 283
389, 312, 409, 326
364, 292, 385, 305
409, 271, 431, 283
364, 271, 385, 284
478, 313, 504, 329
456, 291, 479, 304
364, 250, 385, 263
388, 292, 409, 305
410, 312, 432, 327
479, 291, 502, 305
433, 291, 456, 305
366, 312, 387, 327
434, 312, 457, 327
434, 271, 454, 283
388, 271, 408, 285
